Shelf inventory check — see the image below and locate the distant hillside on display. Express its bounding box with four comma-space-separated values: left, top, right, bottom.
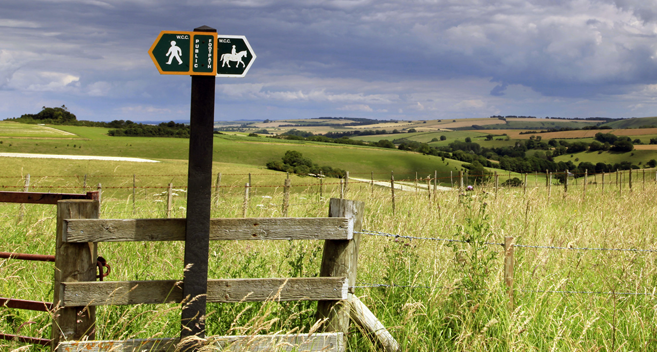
602, 117, 657, 129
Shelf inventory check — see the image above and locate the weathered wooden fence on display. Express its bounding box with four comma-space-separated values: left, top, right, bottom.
53, 198, 397, 352
0, 186, 99, 347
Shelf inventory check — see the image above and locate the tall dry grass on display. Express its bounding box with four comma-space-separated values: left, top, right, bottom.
1, 177, 656, 351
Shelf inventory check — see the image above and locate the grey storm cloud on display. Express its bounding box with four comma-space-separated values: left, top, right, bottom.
1, 0, 657, 121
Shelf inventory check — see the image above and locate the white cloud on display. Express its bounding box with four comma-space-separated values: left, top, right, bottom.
7, 71, 80, 92
338, 104, 373, 112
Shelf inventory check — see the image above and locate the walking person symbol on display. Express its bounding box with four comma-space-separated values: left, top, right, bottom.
166, 41, 183, 65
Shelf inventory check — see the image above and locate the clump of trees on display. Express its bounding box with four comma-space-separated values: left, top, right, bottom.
266, 151, 346, 178
107, 121, 190, 138
7, 105, 77, 124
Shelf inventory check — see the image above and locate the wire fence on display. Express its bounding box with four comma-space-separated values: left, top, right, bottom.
355, 229, 657, 297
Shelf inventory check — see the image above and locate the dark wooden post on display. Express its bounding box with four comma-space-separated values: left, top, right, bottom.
242, 183, 250, 217
564, 170, 569, 194
97, 183, 102, 217
167, 183, 173, 218
504, 237, 514, 310
132, 174, 136, 214
181, 24, 217, 342
317, 198, 365, 345
390, 171, 395, 215
283, 178, 291, 216
52, 200, 99, 348
214, 172, 221, 207
344, 171, 349, 197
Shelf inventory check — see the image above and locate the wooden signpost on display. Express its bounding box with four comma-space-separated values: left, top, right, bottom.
149, 25, 256, 343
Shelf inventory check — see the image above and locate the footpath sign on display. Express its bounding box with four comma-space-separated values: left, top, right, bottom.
148, 25, 256, 344
149, 31, 256, 77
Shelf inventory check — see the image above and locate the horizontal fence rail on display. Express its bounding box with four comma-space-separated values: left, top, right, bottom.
0, 252, 55, 262
57, 333, 344, 352
0, 297, 53, 311
60, 277, 348, 307
63, 217, 353, 242
0, 191, 98, 204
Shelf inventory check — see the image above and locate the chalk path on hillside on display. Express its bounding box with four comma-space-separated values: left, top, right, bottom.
0, 153, 159, 163
349, 177, 454, 192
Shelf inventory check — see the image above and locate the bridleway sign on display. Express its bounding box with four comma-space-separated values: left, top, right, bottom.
149, 31, 256, 77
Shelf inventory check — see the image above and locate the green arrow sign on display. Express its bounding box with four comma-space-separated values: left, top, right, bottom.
149, 31, 255, 77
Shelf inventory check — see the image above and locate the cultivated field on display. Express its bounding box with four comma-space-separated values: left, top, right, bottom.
482, 128, 657, 140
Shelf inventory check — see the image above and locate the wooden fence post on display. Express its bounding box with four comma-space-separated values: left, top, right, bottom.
249, 173, 252, 195
629, 168, 633, 191
97, 183, 102, 217
390, 171, 395, 215
214, 172, 222, 207
494, 172, 498, 196
433, 170, 437, 200
450, 171, 453, 188
52, 200, 99, 348
504, 236, 514, 311
243, 183, 249, 217
167, 183, 173, 218
18, 173, 30, 222
317, 198, 365, 345
564, 170, 569, 194
345, 171, 349, 197
583, 170, 587, 199
548, 172, 552, 199
283, 178, 291, 217
523, 173, 527, 195
459, 170, 463, 190
132, 174, 136, 215
340, 179, 344, 199
320, 172, 324, 199
371, 171, 374, 196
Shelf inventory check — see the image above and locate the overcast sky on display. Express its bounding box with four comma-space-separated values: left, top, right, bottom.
2, 0, 657, 122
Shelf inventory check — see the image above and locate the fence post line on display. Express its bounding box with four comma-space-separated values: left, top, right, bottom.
243, 183, 249, 217
619, 171, 622, 196
283, 178, 291, 217
52, 199, 99, 347
345, 171, 349, 197
18, 173, 30, 222
426, 176, 431, 200
167, 183, 173, 218
545, 170, 549, 188
629, 168, 633, 191
132, 174, 136, 215
320, 172, 324, 199
450, 171, 453, 188
616, 170, 618, 188
214, 172, 221, 207
317, 198, 365, 344
391, 171, 395, 215
523, 173, 527, 195
97, 183, 102, 217
249, 173, 253, 196
504, 236, 515, 311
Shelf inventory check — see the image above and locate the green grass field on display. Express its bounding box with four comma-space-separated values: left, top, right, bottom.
0, 124, 467, 184
603, 116, 657, 129
0, 121, 81, 138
